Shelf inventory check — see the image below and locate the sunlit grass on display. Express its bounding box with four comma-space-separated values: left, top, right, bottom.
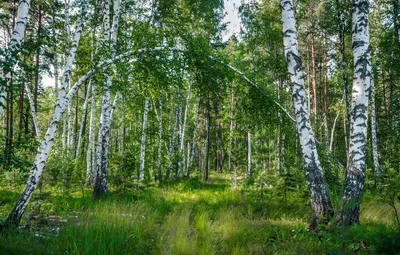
0, 173, 399, 254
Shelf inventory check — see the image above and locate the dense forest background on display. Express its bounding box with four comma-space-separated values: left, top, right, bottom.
0, 0, 400, 254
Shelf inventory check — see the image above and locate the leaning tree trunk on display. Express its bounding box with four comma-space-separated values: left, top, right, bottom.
24, 83, 41, 137
5, 11, 86, 228
281, 0, 333, 229
0, 0, 31, 116
338, 0, 372, 226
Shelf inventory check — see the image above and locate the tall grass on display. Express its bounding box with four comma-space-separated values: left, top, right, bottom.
0, 175, 399, 254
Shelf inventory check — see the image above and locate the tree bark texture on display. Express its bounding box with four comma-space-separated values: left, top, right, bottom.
281, 0, 333, 229
339, 0, 372, 226
6, 11, 86, 227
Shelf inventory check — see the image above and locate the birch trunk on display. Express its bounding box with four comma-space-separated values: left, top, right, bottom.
188, 99, 201, 175
248, 131, 252, 177
370, 76, 380, 185
62, 113, 67, 151
75, 83, 92, 158
24, 84, 41, 138
51, 5, 59, 98
281, 0, 333, 228
67, 86, 74, 148
179, 83, 191, 176
176, 88, 183, 178
6, 12, 85, 227
322, 39, 329, 144
120, 93, 125, 155
86, 80, 96, 186
0, 0, 31, 116
339, 0, 372, 226
394, 0, 400, 46
93, 76, 111, 197
139, 98, 150, 182
166, 89, 180, 180
103, 93, 119, 173
228, 91, 235, 173
93, 0, 120, 198
157, 94, 163, 181
205, 99, 211, 181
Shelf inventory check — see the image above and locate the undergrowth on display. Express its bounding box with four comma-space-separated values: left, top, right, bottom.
0, 175, 399, 254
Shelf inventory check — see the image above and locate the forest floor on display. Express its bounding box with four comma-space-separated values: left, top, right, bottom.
0, 173, 399, 254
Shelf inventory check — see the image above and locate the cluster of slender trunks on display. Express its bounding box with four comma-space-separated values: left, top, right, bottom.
281, 0, 373, 227
0, 0, 380, 230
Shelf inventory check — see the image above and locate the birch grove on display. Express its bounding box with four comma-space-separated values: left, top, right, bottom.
5, 7, 87, 227
1, 0, 399, 236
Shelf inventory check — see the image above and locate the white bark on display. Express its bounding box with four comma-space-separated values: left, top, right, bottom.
157, 94, 163, 181
179, 82, 191, 176
340, 0, 372, 226
188, 99, 200, 174
329, 112, 340, 152
24, 83, 41, 138
281, 0, 333, 228
370, 76, 380, 184
86, 79, 96, 186
110, 93, 119, 121
139, 98, 150, 182
248, 131, 252, 176
103, 93, 119, 172
111, 0, 120, 56
67, 83, 74, 148
228, 91, 235, 173
6, 12, 85, 226
176, 89, 183, 177
167, 90, 180, 179
93, 75, 111, 196
62, 113, 67, 151
0, 0, 31, 116
93, 0, 118, 197
119, 93, 125, 155
75, 83, 92, 159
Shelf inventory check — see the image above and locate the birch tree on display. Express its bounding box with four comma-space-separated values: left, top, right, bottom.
93, 0, 120, 198
338, 0, 372, 226
0, 0, 31, 116
280, 0, 333, 228
157, 94, 163, 181
6, 7, 87, 227
370, 76, 380, 185
139, 98, 150, 182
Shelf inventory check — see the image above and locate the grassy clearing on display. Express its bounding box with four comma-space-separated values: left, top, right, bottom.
0, 175, 399, 254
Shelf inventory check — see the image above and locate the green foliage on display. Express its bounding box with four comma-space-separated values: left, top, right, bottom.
1, 175, 399, 254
